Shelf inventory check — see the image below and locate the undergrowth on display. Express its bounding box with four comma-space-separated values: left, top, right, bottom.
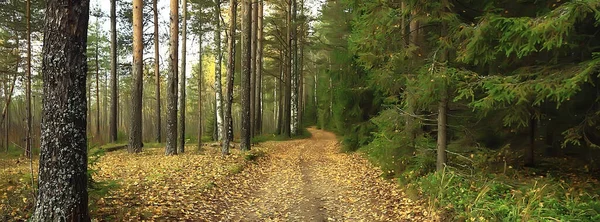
416, 169, 600, 221
358, 109, 600, 221
252, 128, 312, 144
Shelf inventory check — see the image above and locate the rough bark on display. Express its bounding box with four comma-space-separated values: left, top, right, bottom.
32, 0, 90, 220
166, 0, 179, 155
241, 0, 251, 151
109, 0, 118, 143
154, 0, 161, 143
178, 0, 188, 154
222, 0, 237, 155
290, 0, 298, 136
214, 0, 224, 141
250, 0, 257, 137
129, 0, 144, 153
25, 0, 32, 158
255, 0, 263, 135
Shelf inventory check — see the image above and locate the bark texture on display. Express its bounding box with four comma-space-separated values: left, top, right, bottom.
250, 0, 257, 136
109, 0, 118, 143
129, 0, 144, 153
290, 0, 298, 136
214, 0, 224, 141
241, 0, 251, 151
255, 0, 263, 135
223, 0, 237, 155
32, 0, 91, 220
179, 0, 188, 154
166, 0, 179, 155
25, 0, 32, 158
154, 0, 161, 143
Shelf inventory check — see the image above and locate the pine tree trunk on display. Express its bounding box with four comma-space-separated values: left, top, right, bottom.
154, 0, 161, 143
95, 22, 100, 139
241, 0, 252, 151
250, 0, 257, 137
178, 0, 188, 154
223, 0, 237, 155
166, 0, 179, 155
110, 0, 118, 143
129, 0, 144, 153
436, 90, 448, 171
32, 0, 90, 219
282, 0, 292, 138
290, 0, 298, 136
25, 0, 32, 158
276, 49, 283, 134
214, 0, 224, 142
298, 17, 304, 130
197, 34, 203, 150
255, 0, 263, 135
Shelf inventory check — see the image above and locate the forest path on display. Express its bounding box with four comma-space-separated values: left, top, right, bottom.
218, 128, 428, 221
92, 128, 428, 221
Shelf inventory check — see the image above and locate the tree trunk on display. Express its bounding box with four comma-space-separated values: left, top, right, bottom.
223, 0, 237, 155
436, 90, 448, 171
178, 0, 188, 154
154, 0, 161, 143
436, 7, 449, 171
95, 19, 100, 139
214, 0, 224, 142
276, 49, 283, 134
110, 0, 118, 143
298, 13, 304, 130
290, 0, 298, 136
241, 0, 252, 151
313, 59, 317, 124
32, 0, 91, 219
25, 0, 32, 158
129, 0, 144, 153
282, 0, 292, 138
166, 0, 179, 155
250, 0, 257, 137
255, 0, 263, 135
198, 35, 203, 150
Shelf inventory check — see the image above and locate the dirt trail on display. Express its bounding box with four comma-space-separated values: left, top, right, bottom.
214, 128, 428, 221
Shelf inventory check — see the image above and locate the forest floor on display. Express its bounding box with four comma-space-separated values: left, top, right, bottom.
0, 128, 429, 221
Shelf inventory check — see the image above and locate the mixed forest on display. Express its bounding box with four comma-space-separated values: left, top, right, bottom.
1, 0, 600, 221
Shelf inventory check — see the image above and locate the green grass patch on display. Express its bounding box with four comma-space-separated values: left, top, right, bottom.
244, 150, 266, 162
416, 169, 600, 221
0, 144, 39, 159
227, 164, 245, 174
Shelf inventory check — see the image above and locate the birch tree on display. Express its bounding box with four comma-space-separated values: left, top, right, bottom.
222, 0, 237, 155
214, 0, 224, 141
